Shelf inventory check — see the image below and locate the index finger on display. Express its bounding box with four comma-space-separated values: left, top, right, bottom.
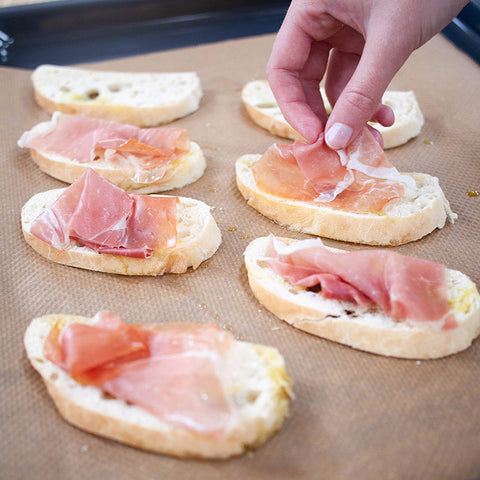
266, 16, 328, 142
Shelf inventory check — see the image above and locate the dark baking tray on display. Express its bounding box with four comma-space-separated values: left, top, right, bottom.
0, 0, 290, 68
1, 0, 478, 69
442, 0, 480, 64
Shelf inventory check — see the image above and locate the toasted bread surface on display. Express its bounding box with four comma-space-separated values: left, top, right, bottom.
33, 65, 203, 126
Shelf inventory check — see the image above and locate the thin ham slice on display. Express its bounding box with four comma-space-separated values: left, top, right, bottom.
30, 168, 177, 258
21, 112, 190, 172
103, 353, 232, 435
265, 236, 457, 330
47, 311, 150, 384
253, 127, 415, 213
44, 312, 236, 436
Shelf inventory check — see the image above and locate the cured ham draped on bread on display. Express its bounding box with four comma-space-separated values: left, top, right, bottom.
18, 112, 206, 193
236, 127, 456, 245
245, 236, 480, 359
30, 168, 177, 259
43, 312, 244, 434
264, 236, 456, 330
21, 169, 221, 275
253, 127, 414, 212
24, 312, 292, 458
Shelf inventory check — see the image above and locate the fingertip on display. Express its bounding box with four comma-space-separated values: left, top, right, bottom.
372, 104, 395, 127
290, 114, 324, 144
299, 123, 323, 144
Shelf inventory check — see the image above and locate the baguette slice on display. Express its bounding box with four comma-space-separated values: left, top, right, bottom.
368, 90, 425, 149
24, 314, 292, 458
245, 236, 480, 359
32, 65, 203, 126
21, 190, 221, 275
242, 80, 424, 149
236, 154, 456, 246
18, 115, 206, 194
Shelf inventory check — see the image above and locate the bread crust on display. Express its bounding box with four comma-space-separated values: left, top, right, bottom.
243, 101, 302, 141
245, 236, 480, 359
21, 191, 222, 275
24, 314, 292, 458
236, 154, 455, 246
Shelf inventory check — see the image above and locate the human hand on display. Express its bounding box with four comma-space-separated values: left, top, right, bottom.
266, 0, 469, 148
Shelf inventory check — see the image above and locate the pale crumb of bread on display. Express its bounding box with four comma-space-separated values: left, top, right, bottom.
24, 314, 292, 458
245, 236, 480, 359
241, 80, 424, 148
369, 90, 425, 149
21, 190, 222, 275
235, 154, 456, 246
32, 65, 203, 126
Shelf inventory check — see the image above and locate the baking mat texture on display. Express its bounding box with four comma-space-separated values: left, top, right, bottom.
1, 33, 479, 480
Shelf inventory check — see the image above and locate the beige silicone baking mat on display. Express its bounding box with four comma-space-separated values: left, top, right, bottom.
1, 33, 479, 480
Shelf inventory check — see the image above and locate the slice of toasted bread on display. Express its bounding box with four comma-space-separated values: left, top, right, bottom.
18, 115, 206, 194
245, 236, 480, 359
32, 65, 203, 126
242, 80, 424, 149
21, 190, 221, 275
24, 314, 293, 458
236, 154, 456, 246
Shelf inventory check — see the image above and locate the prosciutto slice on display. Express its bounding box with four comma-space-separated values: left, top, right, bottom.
253, 127, 415, 213
30, 168, 177, 258
19, 112, 190, 179
44, 312, 236, 436
265, 236, 457, 330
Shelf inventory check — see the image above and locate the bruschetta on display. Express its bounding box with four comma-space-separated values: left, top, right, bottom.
21, 168, 221, 275
24, 311, 293, 458
245, 235, 480, 359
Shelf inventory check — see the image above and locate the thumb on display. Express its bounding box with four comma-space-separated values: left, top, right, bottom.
324, 36, 409, 149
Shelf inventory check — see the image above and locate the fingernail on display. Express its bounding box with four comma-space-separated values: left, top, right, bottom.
325, 123, 353, 149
